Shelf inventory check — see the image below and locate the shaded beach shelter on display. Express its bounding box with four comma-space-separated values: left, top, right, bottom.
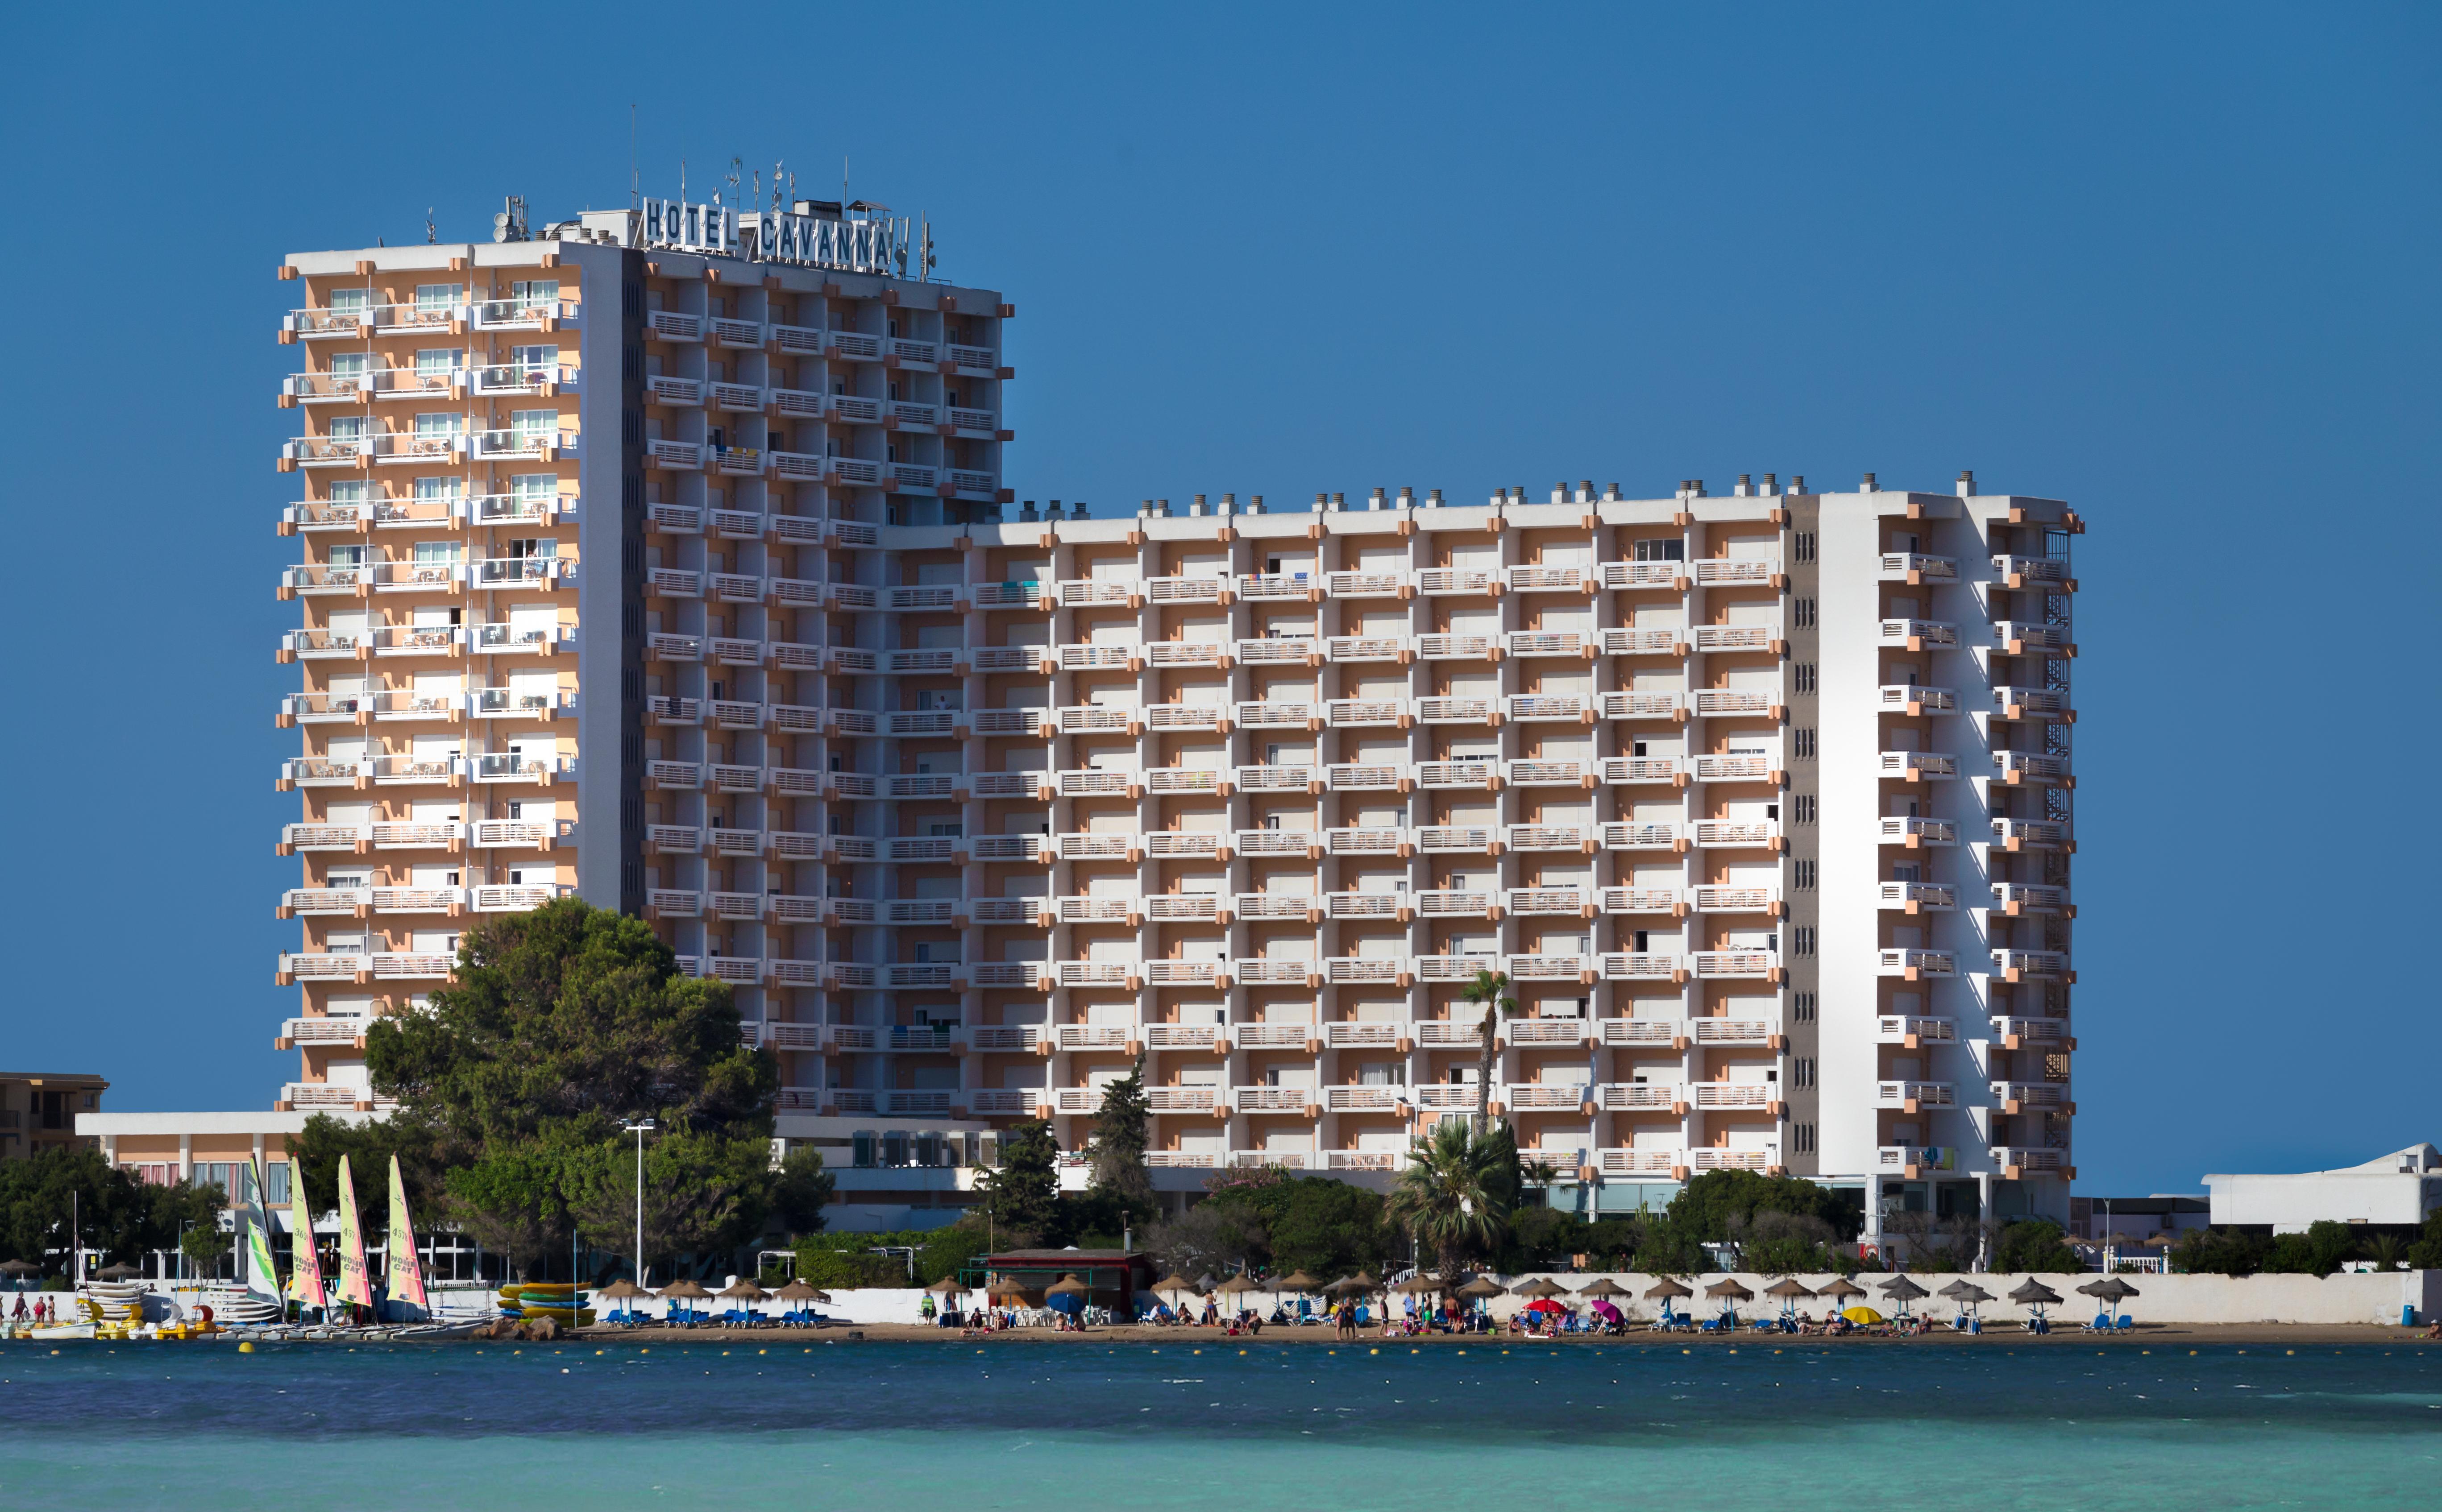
1213, 1274, 1264, 1305
658, 1277, 711, 1323
95, 1262, 141, 1280
1510, 1277, 1570, 1300
1876, 1275, 1930, 1317
1325, 1271, 1382, 1297
1390, 1275, 1449, 1295
716, 1277, 769, 1324
1275, 1271, 1322, 1293
2077, 1277, 2139, 1325
1703, 1277, 1753, 1324
2, 1259, 37, 1290
1762, 1276, 1816, 1322
1574, 1277, 1630, 1298
927, 1276, 967, 1296
1643, 1276, 1693, 1322
1452, 1276, 1506, 1301
1044, 1272, 1090, 1316
1152, 1272, 1204, 1302
1943, 1281, 1995, 1321
771, 1279, 828, 1322
1818, 1276, 1867, 1302
595, 1278, 651, 1324
2009, 1278, 2063, 1326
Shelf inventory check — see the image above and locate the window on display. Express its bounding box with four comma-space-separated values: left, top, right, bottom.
510, 408, 558, 440
413, 411, 460, 437
509, 279, 560, 308
1793, 663, 1816, 694
1793, 532, 1816, 563
1793, 927, 1816, 957
1794, 1123, 1816, 1154
1794, 1059, 1816, 1089
1632, 538, 1686, 563
415, 348, 460, 375
328, 287, 371, 314
1793, 795, 1816, 824
1794, 860, 1816, 890
415, 284, 460, 312
1794, 728, 1816, 758
1793, 598, 1816, 629
1792, 992, 1816, 1022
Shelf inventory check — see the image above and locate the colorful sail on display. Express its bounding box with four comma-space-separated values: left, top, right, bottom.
385, 1153, 428, 1313
239, 1156, 282, 1305
286, 1160, 326, 1311
334, 1153, 374, 1310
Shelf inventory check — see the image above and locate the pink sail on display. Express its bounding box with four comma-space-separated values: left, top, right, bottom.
386, 1153, 429, 1312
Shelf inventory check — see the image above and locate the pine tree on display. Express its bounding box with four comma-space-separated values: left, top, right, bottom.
1088, 1057, 1156, 1211
982, 1118, 1063, 1243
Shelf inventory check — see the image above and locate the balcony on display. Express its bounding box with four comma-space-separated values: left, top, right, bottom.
1874, 1081, 1956, 1110
1507, 565, 1590, 593
1505, 695, 1586, 723
1993, 1016, 2070, 1049
1690, 950, 1778, 980
1691, 886, 1777, 914
1878, 552, 1957, 584
1690, 1083, 1774, 1110
1597, 1019, 1678, 1047
1877, 751, 1957, 781
1504, 824, 1590, 852
471, 688, 564, 719
1989, 882, 2068, 915
1877, 949, 1957, 979
1601, 756, 1682, 786
1504, 631, 1591, 659
1873, 1015, 1955, 1047
1324, 698, 1408, 728
1599, 952, 1682, 982
1694, 557, 1781, 588
1416, 568, 1495, 595
1878, 816, 1958, 848
1325, 891, 1404, 921
1412, 890, 1491, 918
1877, 619, 1958, 650
1599, 886, 1681, 915
1992, 1147, 2068, 1178
1990, 621, 2073, 655
1504, 1083, 1593, 1111
1602, 560, 1688, 591
1416, 634, 1496, 661
1324, 764, 1403, 792
1325, 570, 1410, 598
1992, 751, 2071, 785
471, 296, 576, 331
1693, 754, 1776, 783
1506, 887, 1590, 916
1601, 821, 1684, 852
1601, 627, 1684, 656
1324, 1085, 1409, 1113
1690, 1018, 1781, 1047
1990, 1081, 2072, 1113
1416, 760, 1495, 789
1236, 573, 1313, 600
1503, 1017, 1589, 1046
1992, 555, 2072, 590
1414, 696, 1495, 724
1324, 635, 1410, 663
1877, 685, 1956, 716
1876, 1146, 1960, 1176
1991, 949, 2071, 982
1693, 626, 1779, 654
1990, 818, 2069, 851
1599, 691, 1684, 721
1691, 820, 1779, 849
1233, 1086, 1315, 1113
1877, 882, 1957, 912
1988, 687, 2070, 721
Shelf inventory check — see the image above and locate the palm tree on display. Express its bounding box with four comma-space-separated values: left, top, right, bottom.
1386, 1119, 1511, 1283
1462, 968, 1520, 1136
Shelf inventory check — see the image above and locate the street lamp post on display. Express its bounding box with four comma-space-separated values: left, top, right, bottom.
619, 1119, 656, 1288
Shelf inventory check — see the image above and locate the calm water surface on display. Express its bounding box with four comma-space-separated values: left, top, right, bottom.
3, 1338, 2435, 1509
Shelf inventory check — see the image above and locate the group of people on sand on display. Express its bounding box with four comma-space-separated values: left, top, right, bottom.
11, 1295, 64, 1326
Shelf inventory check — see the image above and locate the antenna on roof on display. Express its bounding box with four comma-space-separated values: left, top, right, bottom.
425, 207, 436, 244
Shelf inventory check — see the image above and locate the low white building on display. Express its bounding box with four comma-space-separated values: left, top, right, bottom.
2204, 1143, 2441, 1232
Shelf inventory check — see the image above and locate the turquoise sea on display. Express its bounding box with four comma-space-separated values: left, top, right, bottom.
2, 1338, 2435, 1509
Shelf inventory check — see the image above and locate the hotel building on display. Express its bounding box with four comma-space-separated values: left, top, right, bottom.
267, 197, 2080, 1240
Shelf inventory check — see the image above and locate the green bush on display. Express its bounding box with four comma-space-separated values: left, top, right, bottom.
2262, 1220, 2359, 1276
1993, 1220, 2080, 1272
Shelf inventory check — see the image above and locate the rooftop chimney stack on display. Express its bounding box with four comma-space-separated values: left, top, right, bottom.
1736, 474, 1753, 497
1861, 472, 1878, 493
1956, 470, 1977, 497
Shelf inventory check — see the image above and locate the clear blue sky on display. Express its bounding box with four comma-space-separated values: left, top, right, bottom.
3, 4, 2433, 1195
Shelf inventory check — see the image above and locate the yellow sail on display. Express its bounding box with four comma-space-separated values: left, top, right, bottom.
286, 1163, 326, 1309
386, 1153, 428, 1312
334, 1153, 375, 1309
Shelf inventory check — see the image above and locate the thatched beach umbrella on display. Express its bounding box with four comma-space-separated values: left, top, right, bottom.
1703, 1278, 1755, 1300
1391, 1275, 1447, 1295
659, 1278, 711, 1300
1153, 1272, 1204, 1300
1044, 1273, 1089, 1297
2009, 1277, 2062, 1327
1510, 1276, 1570, 1300
1574, 1277, 1631, 1298
772, 1280, 829, 1302
2078, 1276, 2139, 1324
1818, 1276, 1868, 1301
1876, 1275, 1929, 1314
927, 1276, 968, 1296
96, 1262, 141, 1280
1325, 1271, 1382, 1296
718, 1278, 770, 1302
1453, 1276, 1507, 1301
1213, 1273, 1263, 1297
1763, 1277, 1816, 1299
1642, 1277, 1694, 1299
1274, 1271, 1322, 1294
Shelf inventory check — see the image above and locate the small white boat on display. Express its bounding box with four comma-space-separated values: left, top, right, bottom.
30, 1322, 98, 1340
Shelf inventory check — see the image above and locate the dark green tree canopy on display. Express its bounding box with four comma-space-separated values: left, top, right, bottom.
0, 1146, 220, 1272
1086, 1058, 1155, 1214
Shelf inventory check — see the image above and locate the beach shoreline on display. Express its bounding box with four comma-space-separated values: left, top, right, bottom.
561, 1319, 2439, 1348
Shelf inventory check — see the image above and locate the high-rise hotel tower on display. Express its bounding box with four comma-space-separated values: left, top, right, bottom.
270, 197, 2080, 1241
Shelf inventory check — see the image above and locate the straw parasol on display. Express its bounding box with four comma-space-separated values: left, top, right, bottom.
1510, 1276, 1570, 1300
1213, 1274, 1263, 1297
1642, 1277, 1694, 1299
1391, 1275, 1448, 1294
1153, 1272, 1204, 1299
2077, 1277, 2139, 1303
95, 1262, 141, 1280
1575, 1277, 1631, 1298
595, 1279, 650, 1301
1949, 1283, 1994, 1312
1274, 1270, 1322, 1294
927, 1276, 968, 1296
659, 1278, 712, 1300
0, 1260, 38, 1276
1703, 1278, 1755, 1300
2008, 1278, 2063, 1305
1453, 1276, 1507, 1301
1325, 1271, 1382, 1296
1762, 1277, 1817, 1300
717, 1278, 770, 1303
772, 1280, 829, 1303
1936, 1280, 1979, 1300
1044, 1273, 1089, 1297
1819, 1276, 1868, 1301
1876, 1276, 1929, 1301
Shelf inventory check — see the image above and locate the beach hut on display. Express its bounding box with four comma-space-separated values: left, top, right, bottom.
2077, 1277, 2139, 1330
1643, 1276, 1693, 1328
658, 1277, 711, 1326
2008, 1278, 2063, 1333
1876, 1275, 1929, 1318
1762, 1276, 1816, 1328
1702, 1277, 1754, 1330
594, 1278, 651, 1327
